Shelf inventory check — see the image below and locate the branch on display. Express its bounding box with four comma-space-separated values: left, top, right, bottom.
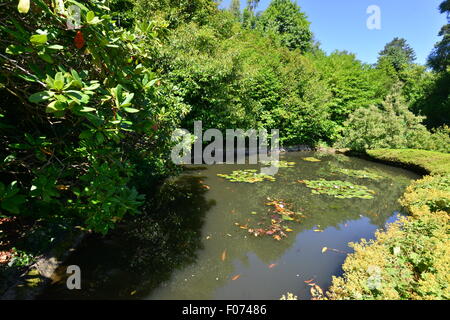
0, 53, 46, 88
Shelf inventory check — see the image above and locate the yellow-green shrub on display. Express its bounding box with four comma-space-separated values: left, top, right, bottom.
328, 210, 450, 300
400, 175, 450, 215
328, 149, 450, 300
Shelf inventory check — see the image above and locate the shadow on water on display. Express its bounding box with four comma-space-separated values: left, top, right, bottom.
38, 173, 215, 300
38, 151, 419, 300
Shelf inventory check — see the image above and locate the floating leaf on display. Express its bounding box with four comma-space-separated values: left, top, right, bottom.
299, 179, 375, 199
235, 199, 303, 241
221, 249, 227, 262
260, 160, 296, 168
302, 157, 321, 162
218, 170, 275, 183
330, 167, 384, 181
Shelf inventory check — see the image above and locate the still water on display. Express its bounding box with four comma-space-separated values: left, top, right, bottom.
39, 151, 419, 300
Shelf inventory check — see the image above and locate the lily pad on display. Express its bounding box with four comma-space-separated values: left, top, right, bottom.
260, 160, 296, 168
217, 170, 276, 183
330, 167, 384, 180
298, 179, 376, 199
302, 157, 321, 162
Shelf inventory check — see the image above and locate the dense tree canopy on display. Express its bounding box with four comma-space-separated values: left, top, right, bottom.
378, 37, 416, 73
229, 0, 241, 20
256, 0, 313, 52
0, 0, 448, 236
428, 0, 450, 72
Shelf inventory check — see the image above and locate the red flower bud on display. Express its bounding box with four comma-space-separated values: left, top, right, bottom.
74, 31, 85, 49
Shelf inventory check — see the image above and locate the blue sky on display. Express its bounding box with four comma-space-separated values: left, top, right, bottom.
219, 0, 447, 65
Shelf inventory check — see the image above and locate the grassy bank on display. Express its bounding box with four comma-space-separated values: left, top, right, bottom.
327, 149, 450, 300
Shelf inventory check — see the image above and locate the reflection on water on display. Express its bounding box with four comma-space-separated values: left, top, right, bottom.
39, 152, 419, 300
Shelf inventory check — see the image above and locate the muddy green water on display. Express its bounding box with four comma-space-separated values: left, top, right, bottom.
39, 151, 419, 300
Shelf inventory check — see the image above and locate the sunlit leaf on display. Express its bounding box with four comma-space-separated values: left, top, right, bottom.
30, 34, 48, 45
29, 91, 53, 103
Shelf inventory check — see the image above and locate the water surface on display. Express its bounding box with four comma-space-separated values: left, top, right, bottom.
39, 151, 419, 300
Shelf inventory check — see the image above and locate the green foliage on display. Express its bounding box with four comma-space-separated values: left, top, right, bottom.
299, 179, 376, 199
229, 0, 241, 20
414, 0, 450, 128
109, 0, 135, 28
0, 0, 187, 233
0, 0, 447, 242
154, 14, 335, 145
313, 51, 392, 125
401, 175, 450, 214
428, 0, 450, 72
328, 210, 450, 300
256, 0, 313, 52
8, 248, 35, 267
133, 0, 219, 28
378, 37, 416, 73
367, 149, 450, 176
0, 182, 26, 215
328, 149, 450, 300
411, 71, 450, 129
336, 86, 442, 152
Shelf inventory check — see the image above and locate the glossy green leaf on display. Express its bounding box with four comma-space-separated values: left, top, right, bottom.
30, 34, 48, 45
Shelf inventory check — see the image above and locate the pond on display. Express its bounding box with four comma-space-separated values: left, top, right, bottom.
39, 151, 419, 300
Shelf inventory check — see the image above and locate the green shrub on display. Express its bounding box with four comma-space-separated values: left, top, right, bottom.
328, 149, 450, 300
328, 210, 450, 300
154, 15, 336, 146
419, 126, 450, 153
312, 51, 393, 125
0, 0, 187, 233
255, 0, 313, 52
337, 86, 450, 152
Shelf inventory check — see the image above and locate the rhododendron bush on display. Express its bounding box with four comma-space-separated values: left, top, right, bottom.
0, 0, 188, 233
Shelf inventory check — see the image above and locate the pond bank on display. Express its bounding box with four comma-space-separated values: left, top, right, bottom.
4, 148, 443, 300
1, 229, 86, 300
37, 150, 418, 300
327, 149, 450, 300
